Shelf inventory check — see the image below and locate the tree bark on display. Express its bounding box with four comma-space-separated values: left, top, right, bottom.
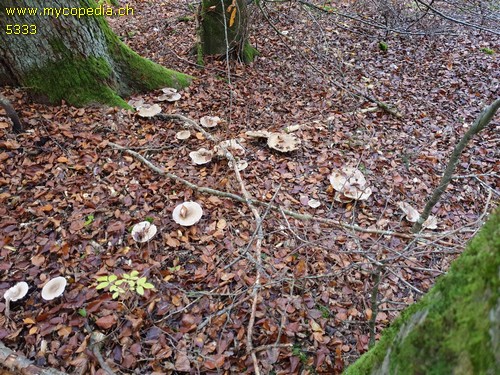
0, 0, 191, 107
197, 0, 258, 63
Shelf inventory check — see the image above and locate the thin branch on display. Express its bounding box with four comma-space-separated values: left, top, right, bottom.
0, 340, 68, 375
413, 98, 500, 232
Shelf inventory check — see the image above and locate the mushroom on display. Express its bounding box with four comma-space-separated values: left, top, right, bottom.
172, 202, 203, 226
228, 159, 249, 171
200, 116, 221, 128
267, 132, 301, 152
214, 139, 245, 156
4, 281, 29, 317
161, 87, 177, 95
398, 202, 438, 229
246, 130, 271, 138
159, 87, 182, 102
176, 130, 191, 140
128, 98, 144, 109
137, 104, 162, 117
41, 277, 67, 301
189, 148, 214, 165
308, 199, 321, 208
131, 221, 158, 242
329, 166, 372, 201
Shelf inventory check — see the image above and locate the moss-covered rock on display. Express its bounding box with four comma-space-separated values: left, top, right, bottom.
345, 209, 499, 375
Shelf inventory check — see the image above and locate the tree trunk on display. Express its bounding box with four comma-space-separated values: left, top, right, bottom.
345, 209, 500, 374
0, 0, 191, 107
197, 0, 258, 63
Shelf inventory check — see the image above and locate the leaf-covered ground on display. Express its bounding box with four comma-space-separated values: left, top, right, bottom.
0, 0, 498, 374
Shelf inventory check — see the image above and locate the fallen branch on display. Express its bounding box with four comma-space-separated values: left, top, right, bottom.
413, 98, 500, 232
0, 340, 67, 375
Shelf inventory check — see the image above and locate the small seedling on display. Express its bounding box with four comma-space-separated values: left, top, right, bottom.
480, 47, 495, 55
96, 271, 155, 299
84, 214, 94, 226
379, 41, 388, 51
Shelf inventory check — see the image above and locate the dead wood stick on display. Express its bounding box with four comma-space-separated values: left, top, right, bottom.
412, 98, 500, 232
0, 340, 67, 375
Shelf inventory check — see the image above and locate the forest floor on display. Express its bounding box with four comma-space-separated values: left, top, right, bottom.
0, 0, 499, 374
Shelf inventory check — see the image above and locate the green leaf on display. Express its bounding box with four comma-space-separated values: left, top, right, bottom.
84, 214, 94, 226
78, 308, 87, 317
112, 291, 120, 299
142, 282, 155, 290
129, 270, 139, 278
136, 285, 144, 295
115, 279, 125, 286
96, 282, 110, 290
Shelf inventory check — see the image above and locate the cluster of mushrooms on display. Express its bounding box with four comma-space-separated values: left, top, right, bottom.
131, 202, 204, 243
3, 276, 67, 317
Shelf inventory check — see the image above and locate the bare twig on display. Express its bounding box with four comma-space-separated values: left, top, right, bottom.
413, 98, 500, 232
0, 340, 68, 375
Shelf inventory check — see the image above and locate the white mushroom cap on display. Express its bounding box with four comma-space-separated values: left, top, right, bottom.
131, 221, 158, 242
159, 92, 182, 102
172, 202, 203, 226
137, 104, 162, 117
200, 116, 221, 128
267, 132, 301, 152
41, 277, 67, 301
329, 167, 372, 201
4, 281, 29, 302
246, 130, 271, 138
176, 130, 191, 140
161, 87, 178, 95
128, 98, 145, 109
189, 148, 214, 165
214, 139, 245, 156
228, 159, 249, 171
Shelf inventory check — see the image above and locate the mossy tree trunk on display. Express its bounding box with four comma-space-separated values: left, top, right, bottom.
346, 210, 500, 374
0, 0, 191, 108
197, 0, 258, 63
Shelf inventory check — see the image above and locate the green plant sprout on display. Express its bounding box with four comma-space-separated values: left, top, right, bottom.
84, 214, 94, 226
96, 271, 155, 299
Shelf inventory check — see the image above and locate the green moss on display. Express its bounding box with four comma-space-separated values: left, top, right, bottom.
241, 42, 259, 63
345, 210, 499, 374
25, 56, 128, 107
23, 0, 192, 108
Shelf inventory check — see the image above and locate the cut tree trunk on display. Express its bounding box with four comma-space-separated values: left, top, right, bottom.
345, 209, 500, 374
197, 0, 258, 63
0, 0, 191, 107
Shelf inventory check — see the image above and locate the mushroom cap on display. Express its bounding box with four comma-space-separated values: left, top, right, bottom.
172, 202, 203, 226
4, 281, 29, 302
329, 167, 372, 201
41, 277, 67, 301
161, 87, 178, 95
137, 104, 162, 117
398, 202, 420, 222
128, 98, 145, 109
189, 148, 214, 165
176, 130, 191, 140
214, 139, 245, 156
267, 132, 301, 152
200, 116, 221, 128
246, 130, 271, 138
159, 92, 182, 102
228, 159, 249, 171
131, 221, 158, 242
